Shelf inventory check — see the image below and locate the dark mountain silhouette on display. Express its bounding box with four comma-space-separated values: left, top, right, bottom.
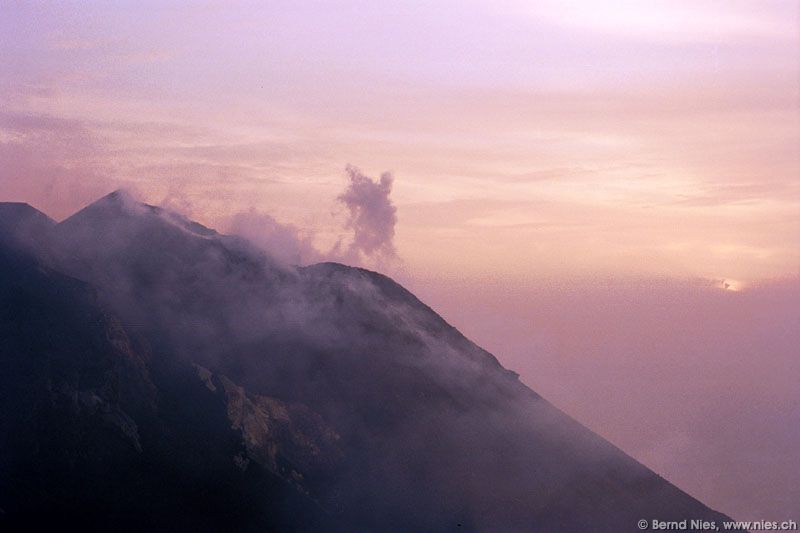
0, 191, 733, 532
0, 202, 54, 252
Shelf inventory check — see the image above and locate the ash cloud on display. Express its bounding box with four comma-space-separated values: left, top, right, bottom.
0, 111, 117, 219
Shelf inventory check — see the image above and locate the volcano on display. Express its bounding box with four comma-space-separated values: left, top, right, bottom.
0, 191, 731, 532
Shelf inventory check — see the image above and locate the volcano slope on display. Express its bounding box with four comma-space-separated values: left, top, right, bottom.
0, 191, 732, 532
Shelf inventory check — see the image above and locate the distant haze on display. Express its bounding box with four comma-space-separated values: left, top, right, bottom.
409, 274, 800, 520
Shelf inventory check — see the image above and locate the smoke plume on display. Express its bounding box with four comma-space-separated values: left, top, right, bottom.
227, 165, 399, 269
229, 208, 322, 267
337, 165, 397, 262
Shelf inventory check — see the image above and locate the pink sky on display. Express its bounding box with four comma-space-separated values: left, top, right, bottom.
2, 0, 799, 520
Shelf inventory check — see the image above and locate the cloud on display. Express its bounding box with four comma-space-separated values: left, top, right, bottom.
526, 0, 796, 44
0, 111, 118, 219
337, 165, 398, 262
0, 109, 332, 222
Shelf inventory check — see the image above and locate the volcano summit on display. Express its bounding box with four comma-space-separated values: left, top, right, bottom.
0, 191, 731, 532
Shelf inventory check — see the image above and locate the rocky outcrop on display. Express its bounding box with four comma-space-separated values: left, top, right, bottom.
194, 365, 342, 496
